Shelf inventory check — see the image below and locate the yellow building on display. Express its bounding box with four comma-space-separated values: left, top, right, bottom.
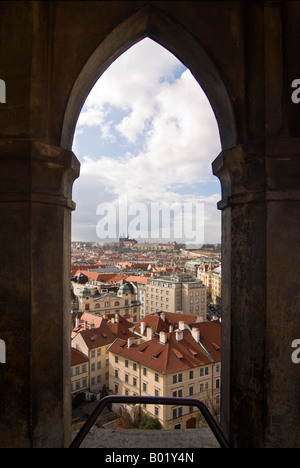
199, 264, 221, 305
144, 273, 207, 319
72, 318, 116, 394
109, 321, 221, 429
71, 348, 89, 397
211, 266, 221, 305
77, 284, 140, 323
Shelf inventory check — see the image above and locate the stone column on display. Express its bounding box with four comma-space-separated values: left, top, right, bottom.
0, 139, 80, 447
213, 139, 300, 448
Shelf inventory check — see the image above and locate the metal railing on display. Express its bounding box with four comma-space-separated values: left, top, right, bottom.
70, 395, 230, 448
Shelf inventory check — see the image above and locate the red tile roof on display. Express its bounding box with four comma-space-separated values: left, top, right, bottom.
135, 315, 169, 336
71, 348, 89, 366
125, 276, 149, 284
79, 318, 116, 349
190, 321, 221, 362
109, 329, 215, 374
107, 321, 139, 341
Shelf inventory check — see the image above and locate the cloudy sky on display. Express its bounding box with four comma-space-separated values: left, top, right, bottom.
71, 38, 222, 246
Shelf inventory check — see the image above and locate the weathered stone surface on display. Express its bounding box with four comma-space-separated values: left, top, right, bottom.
72, 428, 219, 449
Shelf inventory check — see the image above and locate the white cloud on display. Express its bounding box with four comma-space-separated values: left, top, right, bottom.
72, 38, 222, 243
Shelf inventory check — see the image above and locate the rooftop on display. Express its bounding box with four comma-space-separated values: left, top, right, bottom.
109, 325, 220, 374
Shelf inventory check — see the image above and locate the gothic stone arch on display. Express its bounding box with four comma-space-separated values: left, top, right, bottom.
1, 1, 300, 449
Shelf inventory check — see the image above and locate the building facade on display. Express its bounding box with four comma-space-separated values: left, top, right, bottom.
143, 273, 207, 319
76, 284, 140, 323
72, 319, 116, 394
109, 321, 221, 428
71, 348, 89, 398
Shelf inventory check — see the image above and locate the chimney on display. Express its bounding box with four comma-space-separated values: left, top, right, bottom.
178, 321, 186, 331
169, 325, 173, 333
146, 327, 154, 341
159, 331, 168, 344
192, 327, 200, 343
127, 337, 135, 348
160, 313, 166, 322
115, 314, 119, 323
140, 321, 146, 335
175, 329, 183, 342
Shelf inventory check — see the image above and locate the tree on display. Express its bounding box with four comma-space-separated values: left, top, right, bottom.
138, 412, 162, 430
100, 384, 109, 400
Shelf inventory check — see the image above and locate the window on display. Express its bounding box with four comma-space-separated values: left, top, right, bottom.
155, 373, 159, 382
155, 406, 159, 417
173, 373, 183, 384
143, 367, 147, 376
143, 382, 147, 392
115, 356, 118, 363
115, 370, 119, 378
172, 407, 183, 419
189, 386, 194, 396
189, 370, 194, 379
133, 363, 137, 371
125, 359, 129, 368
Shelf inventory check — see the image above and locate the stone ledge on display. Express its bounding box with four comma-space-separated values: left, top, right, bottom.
72, 428, 220, 449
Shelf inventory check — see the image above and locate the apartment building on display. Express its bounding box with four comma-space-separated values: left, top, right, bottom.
71, 348, 89, 397
76, 283, 140, 323
211, 266, 221, 305
109, 321, 221, 429
72, 318, 116, 394
72, 314, 139, 398
143, 273, 207, 319
199, 265, 221, 305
